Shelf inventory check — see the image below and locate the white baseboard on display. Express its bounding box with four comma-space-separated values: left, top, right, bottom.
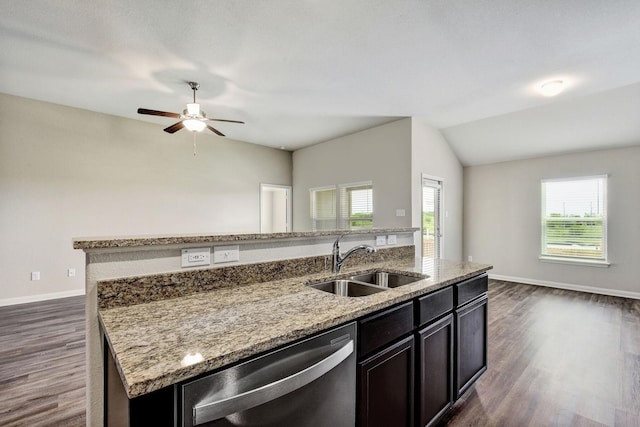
489, 274, 640, 300
0, 288, 86, 307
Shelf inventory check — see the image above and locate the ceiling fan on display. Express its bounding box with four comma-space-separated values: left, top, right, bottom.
137, 82, 244, 137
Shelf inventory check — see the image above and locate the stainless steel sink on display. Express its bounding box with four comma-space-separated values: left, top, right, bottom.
349, 271, 424, 288
308, 280, 388, 297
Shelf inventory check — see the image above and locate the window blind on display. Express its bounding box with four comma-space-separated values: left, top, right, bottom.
339, 182, 373, 229
422, 177, 442, 259
310, 187, 337, 231
541, 175, 607, 261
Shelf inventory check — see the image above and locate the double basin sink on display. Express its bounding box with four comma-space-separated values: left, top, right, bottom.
308, 271, 426, 297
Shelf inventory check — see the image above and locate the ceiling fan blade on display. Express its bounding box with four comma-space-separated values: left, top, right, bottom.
207, 125, 225, 137
138, 108, 181, 119
205, 118, 245, 124
164, 121, 184, 134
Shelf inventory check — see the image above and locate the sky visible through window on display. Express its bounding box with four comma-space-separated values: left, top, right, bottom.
544, 178, 604, 217
350, 188, 373, 214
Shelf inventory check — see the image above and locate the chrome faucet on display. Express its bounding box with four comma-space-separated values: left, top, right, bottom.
332, 235, 376, 273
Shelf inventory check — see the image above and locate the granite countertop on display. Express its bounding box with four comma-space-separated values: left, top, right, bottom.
74, 227, 418, 250
99, 258, 492, 398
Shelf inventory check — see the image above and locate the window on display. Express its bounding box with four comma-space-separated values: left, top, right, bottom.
422, 177, 442, 260
541, 175, 607, 264
339, 182, 373, 229
310, 186, 337, 230
310, 181, 373, 230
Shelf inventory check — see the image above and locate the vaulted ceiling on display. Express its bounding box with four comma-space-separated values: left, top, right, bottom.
1, 0, 639, 165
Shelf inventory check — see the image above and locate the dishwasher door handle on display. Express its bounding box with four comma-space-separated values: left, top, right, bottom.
193, 339, 354, 425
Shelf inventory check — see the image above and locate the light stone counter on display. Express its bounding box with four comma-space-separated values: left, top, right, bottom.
100, 258, 492, 398
74, 227, 418, 250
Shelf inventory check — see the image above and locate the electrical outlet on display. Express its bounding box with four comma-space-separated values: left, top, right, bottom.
188, 254, 207, 262
214, 245, 240, 264
395, 209, 406, 217
387, 235, 397, 245
468, 255, 473, 262
375, 235, 386, 246
31, 271, 40, 281
181, 248, 211, 267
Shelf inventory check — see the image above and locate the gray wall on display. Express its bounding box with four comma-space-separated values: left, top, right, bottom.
0, 93, 292, 304
464, 146, 640, 297
292, 117, 464, 261
411, 118, 464, 260
292, 119, 413, 231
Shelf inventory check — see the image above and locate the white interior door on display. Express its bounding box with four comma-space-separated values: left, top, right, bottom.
260, 184, 292, 233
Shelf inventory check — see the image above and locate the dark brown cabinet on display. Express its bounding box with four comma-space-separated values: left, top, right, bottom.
357, 302, 415, 427
357, 335, 415, 427
358, 301, 414, 358
356, 274, 488, 427
455, 293, 488, 398
416, 314, 454, 427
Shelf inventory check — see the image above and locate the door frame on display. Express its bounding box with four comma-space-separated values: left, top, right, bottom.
421, 174, 444, 260
260, 183, 292, 233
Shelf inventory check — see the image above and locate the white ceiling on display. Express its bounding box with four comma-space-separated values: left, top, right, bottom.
1, 0, 639, 165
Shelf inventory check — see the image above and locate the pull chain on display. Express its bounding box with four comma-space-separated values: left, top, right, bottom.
193, 133, 197, 156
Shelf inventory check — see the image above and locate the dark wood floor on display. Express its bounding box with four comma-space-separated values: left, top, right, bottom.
0, 282, 638, 426
443, 280, 640, 427
0, 296, 86, 427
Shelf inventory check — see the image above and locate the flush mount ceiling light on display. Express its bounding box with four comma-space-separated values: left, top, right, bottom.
538, 79, 565, 97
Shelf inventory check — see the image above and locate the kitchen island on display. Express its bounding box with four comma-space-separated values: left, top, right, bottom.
75, 229, 491, 426
100, 258, 491, 399
76, 228, 419, 426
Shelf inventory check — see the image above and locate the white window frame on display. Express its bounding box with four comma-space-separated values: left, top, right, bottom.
309, 185, 337, 231
421, 174, 444, 260
309, 181, 374, 231
539, 175, 609, 267
338, 181, 373, 230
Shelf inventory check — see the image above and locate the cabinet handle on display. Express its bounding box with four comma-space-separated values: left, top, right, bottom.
192, 339, 354, 425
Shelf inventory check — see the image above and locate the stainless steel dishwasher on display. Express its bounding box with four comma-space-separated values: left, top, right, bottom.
181, 322, 356, 427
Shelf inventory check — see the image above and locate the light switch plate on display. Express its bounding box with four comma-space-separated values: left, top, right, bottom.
214, 245, 240, 264
387, 234, 397, 245
181, 248, 211, 267
375, 235, 386, 246
395, 209, 406, 217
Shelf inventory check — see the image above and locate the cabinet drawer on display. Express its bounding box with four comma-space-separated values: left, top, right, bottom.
417, 286, 453, 327
455, 273, 488, 308
358, 302, 414, 358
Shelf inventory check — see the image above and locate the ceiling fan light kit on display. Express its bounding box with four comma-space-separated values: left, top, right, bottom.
183, 119, 207, 132
137, 81, 244, 137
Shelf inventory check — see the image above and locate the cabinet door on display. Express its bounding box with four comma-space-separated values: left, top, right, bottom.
455, 294, 488, 398
358, 335, 414, 427
417, 314, 454, 427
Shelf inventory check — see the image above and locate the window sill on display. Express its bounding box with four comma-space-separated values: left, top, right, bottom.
538, 256, 610, 268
